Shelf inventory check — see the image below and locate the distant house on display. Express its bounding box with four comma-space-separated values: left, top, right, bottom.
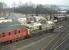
54, 10, 67, 21
7, 13, 26, 21
7, 13, 27, 25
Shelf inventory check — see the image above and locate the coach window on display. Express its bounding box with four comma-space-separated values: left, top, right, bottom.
2, 33, 5, 37
0, 34, 1, 38
18, 30, 20, 33
8, 32, 11, 35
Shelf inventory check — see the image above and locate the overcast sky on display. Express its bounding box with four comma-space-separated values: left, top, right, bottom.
0, 0, 69, 7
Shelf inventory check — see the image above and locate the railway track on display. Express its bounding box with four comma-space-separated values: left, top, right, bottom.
0, 20, 68, 50
42, 20, 69, 50
56, 39, 69, 50
0, 30, 53, 50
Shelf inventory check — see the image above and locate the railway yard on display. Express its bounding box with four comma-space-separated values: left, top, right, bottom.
0, 15, 69, 50
0, 0, 69, 50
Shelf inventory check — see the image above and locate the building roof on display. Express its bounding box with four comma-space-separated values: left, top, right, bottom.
7, 13, 27, 20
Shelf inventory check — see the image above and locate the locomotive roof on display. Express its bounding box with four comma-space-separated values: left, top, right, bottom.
0, 22, 26, 32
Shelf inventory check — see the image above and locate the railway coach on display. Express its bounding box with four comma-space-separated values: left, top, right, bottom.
0, 22, 28, 43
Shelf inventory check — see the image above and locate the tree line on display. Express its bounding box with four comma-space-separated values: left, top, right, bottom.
13, 4, 60, 15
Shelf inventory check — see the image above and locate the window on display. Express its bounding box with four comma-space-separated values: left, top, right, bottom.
8, 32, 11, 35
14, 30, 20, 35
2, 33, 5, 37
18, 30, 20, 33
0, 34, 1, 38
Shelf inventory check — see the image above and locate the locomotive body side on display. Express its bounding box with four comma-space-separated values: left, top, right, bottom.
26, 22, 42, 35
19, 16, 55, 35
